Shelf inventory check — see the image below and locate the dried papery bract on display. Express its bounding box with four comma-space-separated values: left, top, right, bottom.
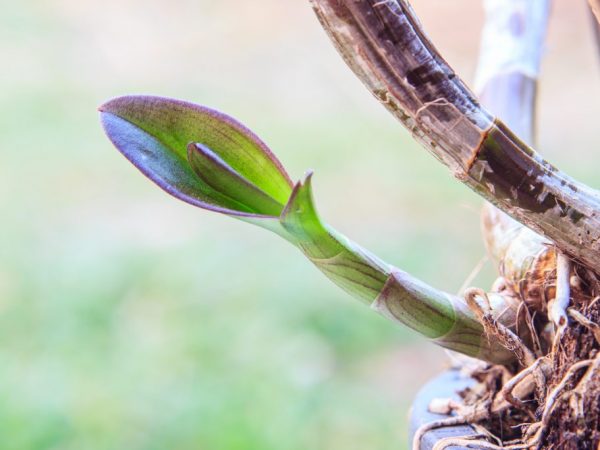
481, 204, 555, 311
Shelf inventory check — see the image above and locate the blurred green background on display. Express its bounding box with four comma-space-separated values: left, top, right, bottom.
1, 1, 598, 449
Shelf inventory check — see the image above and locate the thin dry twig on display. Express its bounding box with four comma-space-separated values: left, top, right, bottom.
458, 254, 490, 295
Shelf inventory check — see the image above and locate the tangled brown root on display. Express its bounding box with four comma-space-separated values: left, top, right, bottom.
414, 257, 600, 450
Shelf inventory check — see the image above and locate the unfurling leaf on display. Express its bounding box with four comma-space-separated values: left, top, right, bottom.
99, 95, 522, 365
99, 95, 293, 218
187, 142, 285, 217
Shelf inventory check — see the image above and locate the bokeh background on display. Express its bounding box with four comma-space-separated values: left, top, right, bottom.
1, 1, 598, 449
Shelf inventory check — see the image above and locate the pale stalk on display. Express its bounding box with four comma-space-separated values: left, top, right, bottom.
476, 0, 556, 308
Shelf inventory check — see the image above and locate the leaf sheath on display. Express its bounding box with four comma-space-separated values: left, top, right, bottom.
100, 95, 521, 365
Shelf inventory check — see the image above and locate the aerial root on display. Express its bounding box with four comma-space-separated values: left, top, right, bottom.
523, 357, 595, 446
418, 353, 596, 449
568, 307, 600, 344
518, 302, 543, 358
471, 423, 504, 446
412, 417, 468, 450
413, 396, 509, 450
419, 260, 600, 449
499, 357, 550, 412
544, 358, 595, 423
567, 355, 600, 422
548, 252, 571, 331
412, 400, 495, 450
572, 354, 600, 399
433, 436, 532, 450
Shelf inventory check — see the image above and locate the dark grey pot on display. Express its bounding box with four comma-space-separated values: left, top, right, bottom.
409, 370, 485, 450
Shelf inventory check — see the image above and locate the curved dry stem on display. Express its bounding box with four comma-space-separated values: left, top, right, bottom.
518, 303, 543, 357
310, 0, 600, 273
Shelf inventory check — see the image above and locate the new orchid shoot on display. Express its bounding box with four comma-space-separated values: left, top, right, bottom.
100, 95, 523, 365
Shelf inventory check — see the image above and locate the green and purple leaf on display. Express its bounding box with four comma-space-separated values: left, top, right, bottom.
99, 95, 519, 364
99, 95, 293, 218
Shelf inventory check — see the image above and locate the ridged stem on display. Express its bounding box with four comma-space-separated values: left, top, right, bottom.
281, 174, 518, 364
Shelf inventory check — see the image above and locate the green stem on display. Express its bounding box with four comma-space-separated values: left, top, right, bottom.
281, 173, 518, 364
99, 95, 522, 365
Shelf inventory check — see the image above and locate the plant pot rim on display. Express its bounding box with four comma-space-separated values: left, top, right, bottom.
409, 369, 485, 450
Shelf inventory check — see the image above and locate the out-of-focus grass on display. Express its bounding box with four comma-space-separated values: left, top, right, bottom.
0, 1, 598, 449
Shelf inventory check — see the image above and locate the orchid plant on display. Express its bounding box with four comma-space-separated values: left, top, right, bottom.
100, 0, 600, 447
100, 95, 516, 365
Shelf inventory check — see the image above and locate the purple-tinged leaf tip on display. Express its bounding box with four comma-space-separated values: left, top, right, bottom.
99, 95, 294, 218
